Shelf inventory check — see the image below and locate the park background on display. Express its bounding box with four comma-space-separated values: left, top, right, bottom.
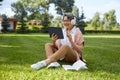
0, 0, 120, 33
0, 0, 120, 80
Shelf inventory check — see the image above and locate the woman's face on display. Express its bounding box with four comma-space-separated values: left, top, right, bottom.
63, 16, 73, 30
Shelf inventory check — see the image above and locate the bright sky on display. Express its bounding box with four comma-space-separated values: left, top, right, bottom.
0, 0, 120, 23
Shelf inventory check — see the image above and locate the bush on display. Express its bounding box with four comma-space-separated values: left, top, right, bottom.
85, 30, 120, 34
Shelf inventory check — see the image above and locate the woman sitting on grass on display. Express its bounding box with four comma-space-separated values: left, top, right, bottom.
31, 13, 85, 70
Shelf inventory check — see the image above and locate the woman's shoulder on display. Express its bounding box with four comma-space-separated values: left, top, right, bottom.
75, 27, 83, 36
76, 27, 80, 30
75, 27, 81, 32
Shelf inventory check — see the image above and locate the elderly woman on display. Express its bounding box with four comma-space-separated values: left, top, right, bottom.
31, 13, 85, 70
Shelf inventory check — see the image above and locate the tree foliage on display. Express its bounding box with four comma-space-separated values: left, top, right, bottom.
11, 1, 27, 21
24, 0, 51, 32
1, 14, 10, 33
72, 5, 79, 17
91, 12, 100, 30
26, 0, 50, 20
11, 0, 76, 33
0, 0, 3, 6
72, 6, 86, 34
11, 0, 51, 33
50, 0, 75, 15
11, 1, 28, 32
90, 9, 117, 30
22, 0, 49, 14
41, 12, 51, 33
103, 9, 117, 30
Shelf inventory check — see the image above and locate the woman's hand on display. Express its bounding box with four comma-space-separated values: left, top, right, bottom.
52, 33, 58, 43
66, 30, 72, 42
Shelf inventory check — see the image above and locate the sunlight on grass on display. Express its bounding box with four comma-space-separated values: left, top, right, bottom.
84, 35, 120, 38
0, 33, 49, 37
0, 33, 120, 80
1, 33, 120, 38
0, 45, 20, 48
0, 57, 8, 62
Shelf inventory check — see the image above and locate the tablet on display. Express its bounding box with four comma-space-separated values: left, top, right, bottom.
48, 27, 64, 39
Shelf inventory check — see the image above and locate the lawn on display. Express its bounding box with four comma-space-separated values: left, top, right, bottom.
0, 33, 120, 80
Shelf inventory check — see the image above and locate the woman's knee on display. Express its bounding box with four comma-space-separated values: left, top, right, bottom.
61, 45, 70, 49
45, 43, 52, 47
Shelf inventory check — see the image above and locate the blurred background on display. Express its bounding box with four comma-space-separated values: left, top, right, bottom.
0, 0, 120, 34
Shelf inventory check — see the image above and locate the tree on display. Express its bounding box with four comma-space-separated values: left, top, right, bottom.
72, 5, 79, 17
91, 12, 100, 30
14, 0, 51, 33
0, 0, 3, 6
103, 9, 117, 30
22, 0, 49, 14
11, 1, 28, 33
100, 20, 104, 30
50, 0, 75, 15
1, 14, 10, 33
115, 23, 119, 29
73, 6, 86, 34
41, 12, 51, 33
103, 13, 109, 29
28, 11, 42, 20
108, 10, 117, 30
54, 16, 63, 27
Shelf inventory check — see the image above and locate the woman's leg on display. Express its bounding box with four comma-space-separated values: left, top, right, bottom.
46, 45, 77, 64
45, 43, 58, 58
31, 45, 77, 70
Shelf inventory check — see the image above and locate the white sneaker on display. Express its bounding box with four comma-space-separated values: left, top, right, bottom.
31, 60, 47, 70
47, 62, 60, 68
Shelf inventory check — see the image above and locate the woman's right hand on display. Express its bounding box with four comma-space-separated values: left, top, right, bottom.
52, 33, 58, 43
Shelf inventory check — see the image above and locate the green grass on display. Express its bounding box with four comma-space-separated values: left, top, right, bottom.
0, 33, 120, 80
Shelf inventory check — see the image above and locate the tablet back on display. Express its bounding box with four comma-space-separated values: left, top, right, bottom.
48, 27, 64, 39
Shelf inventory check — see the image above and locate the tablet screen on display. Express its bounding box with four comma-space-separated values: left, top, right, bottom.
48, 27, 64, 39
